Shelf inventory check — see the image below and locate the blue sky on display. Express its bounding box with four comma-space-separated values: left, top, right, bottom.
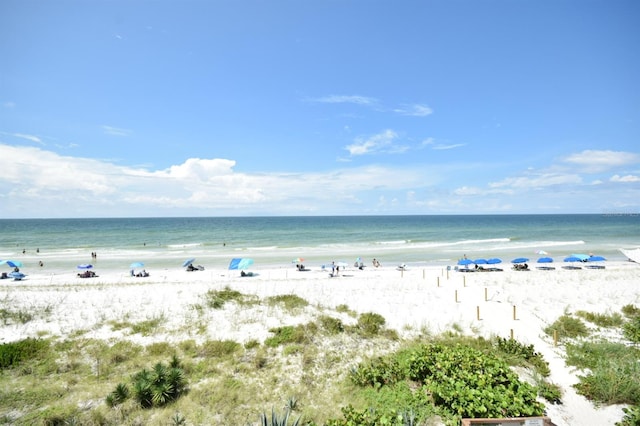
1, 0, 639, 218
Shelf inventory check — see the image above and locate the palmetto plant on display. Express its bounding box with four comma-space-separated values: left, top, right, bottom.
259, 408, 301, 426
106, 357, 187, 409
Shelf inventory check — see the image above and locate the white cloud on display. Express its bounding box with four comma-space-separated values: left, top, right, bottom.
345, 129, 398, 156
610, 174, 640, 183
13, 133, 43, 144
311, 95, 378, 106
0, 144, 433, 217
432, 143, 466, 151
393, 104, 433, 117
564, 150, 640, 172
102, 125, 132, 137
489, 172, 582, 189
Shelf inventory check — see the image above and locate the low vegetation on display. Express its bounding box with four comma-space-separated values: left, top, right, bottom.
543, 304, 640, 426
0, 290, 636, 425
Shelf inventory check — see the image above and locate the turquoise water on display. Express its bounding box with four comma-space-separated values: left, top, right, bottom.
0, 215, 638, 272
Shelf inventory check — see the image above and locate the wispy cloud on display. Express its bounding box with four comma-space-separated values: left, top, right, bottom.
311, 95, 378, 106
393, 104, 433, 117
564, 150, 640, 173
3, 101, 15, 109
421, 137, 465, 150
610, 174, 640, 183
102, 125, 132, 137
489, 172, 583, 189
14, 133, 43, 144
345, 129, 399, 156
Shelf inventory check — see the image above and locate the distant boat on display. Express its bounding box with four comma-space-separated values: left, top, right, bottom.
620, 248, 640, 264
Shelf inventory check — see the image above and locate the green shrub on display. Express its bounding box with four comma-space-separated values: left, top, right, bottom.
0, 338, 49, 369
198, 340, 242, 358
623, 316, 640, 343
621, 304, 640, 319
244, 339, 260, 350
319, 315, 344, 334
616, 405, 640, 426
494, 337, 550, 377
204, 287, 245, 309
264, 325, 308, 347
348, 343, 544, 422
537, 381, 562, 404
147, 341, 172, 356
356, 312, 386, 337
575, 310, 624, 328
544, 315, 589, 340
267, 294, 309, 311
566, 341, 640, 405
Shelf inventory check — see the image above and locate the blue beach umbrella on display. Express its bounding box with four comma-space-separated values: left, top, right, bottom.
564, 256, 582, 263
77, 264, 93, 269
511, 257, 529, 264
130, 262, 145, 269
1, 260, 24, 268
474, 258, 488, 265
588, 255, 606, 262
487, 258, 502, 265
458, 258, 473, 266
571, 254, 590, 262
537, 257, 554, 264
182, 258, 195, 267
229, 258, 254, 270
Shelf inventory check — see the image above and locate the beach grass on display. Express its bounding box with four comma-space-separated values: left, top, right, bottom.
1, 269, 638, 425
2, 297, 623, 426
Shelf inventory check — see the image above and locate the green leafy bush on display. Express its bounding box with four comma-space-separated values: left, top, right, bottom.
348, 343, 544, 423
264, 325, 308, 347
536, 381, 562, 404
319, 315, 344, 334
356, 312, 386, 337
494, 337, 550, 377
623, 316, 640, 343
616, 405, 640, 426
544, 315, 589, 340
0, 338, 49, 369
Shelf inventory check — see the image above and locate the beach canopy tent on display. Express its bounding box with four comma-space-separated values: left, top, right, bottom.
511, 257, 529, 264
229, 258, 254, 270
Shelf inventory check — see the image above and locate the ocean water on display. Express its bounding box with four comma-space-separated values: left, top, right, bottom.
0, 215, 638, 272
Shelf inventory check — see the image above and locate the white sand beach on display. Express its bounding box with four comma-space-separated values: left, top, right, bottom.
1, 260, 639, 425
